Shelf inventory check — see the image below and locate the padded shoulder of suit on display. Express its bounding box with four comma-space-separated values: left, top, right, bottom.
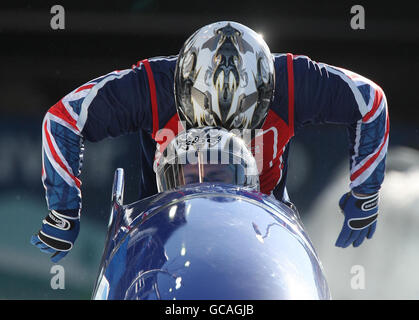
147, 55, 178, 77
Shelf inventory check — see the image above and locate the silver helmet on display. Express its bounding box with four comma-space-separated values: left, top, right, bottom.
174, 21, 275, 130
155, 127, 259, 193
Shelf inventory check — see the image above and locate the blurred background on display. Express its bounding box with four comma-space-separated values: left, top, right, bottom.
0, 0, 418, 299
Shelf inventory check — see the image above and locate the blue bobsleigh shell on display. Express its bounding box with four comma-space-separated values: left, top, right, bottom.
93, 182, 331, 300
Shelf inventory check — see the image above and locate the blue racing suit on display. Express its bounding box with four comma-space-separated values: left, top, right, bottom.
41, 54, 389, 211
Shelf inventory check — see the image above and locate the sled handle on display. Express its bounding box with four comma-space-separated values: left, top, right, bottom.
112, 168, 125, 206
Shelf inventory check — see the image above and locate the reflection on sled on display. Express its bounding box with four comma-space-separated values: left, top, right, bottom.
92, 168, 331, 300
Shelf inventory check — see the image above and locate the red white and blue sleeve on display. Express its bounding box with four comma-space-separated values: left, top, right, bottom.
41, 63, 154, 211
291, 55, 389, 194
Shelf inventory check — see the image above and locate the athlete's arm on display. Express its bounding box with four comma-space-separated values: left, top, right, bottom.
290, 54, 388, 247
291, 55, 389, 194
41, 62, 154, 212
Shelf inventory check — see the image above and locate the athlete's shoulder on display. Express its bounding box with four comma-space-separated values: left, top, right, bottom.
272, 53, 288, 59
272, 53, 288, 67
147, 55, 178, 74
272, 53, 313, 77
272, 52, 310, 61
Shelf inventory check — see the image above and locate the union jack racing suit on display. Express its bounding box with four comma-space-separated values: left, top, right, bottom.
41, 54, 389, 213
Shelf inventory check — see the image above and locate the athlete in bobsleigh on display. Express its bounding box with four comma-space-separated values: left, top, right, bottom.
93, 127, 330, 300
31, 21, 389, 262
97, 127, 261, 299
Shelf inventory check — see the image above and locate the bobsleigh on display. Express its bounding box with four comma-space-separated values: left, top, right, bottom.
92, 168, 331, 300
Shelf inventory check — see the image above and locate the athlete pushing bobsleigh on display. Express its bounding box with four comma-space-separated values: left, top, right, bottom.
31, 21, 389, 262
